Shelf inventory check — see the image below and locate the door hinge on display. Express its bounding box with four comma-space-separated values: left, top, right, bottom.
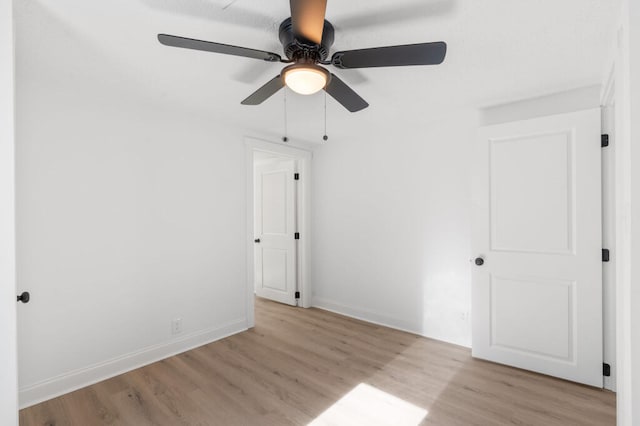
603, 363, 611, 377
295, 291, 300, 299
294, 173, 300, 181
601, 134, 609, 147
294, 232, 300, 240
602, 249, 610, 262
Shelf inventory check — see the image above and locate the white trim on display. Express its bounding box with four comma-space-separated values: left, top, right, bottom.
601, 104, 617, 392
245, 137, 313, 161
601, 64, 616, 107
616, 2, 640, 423
0, 0, 17, 423
601, 51, 618, 393
312, 296, 472, 349
606, 6, 634, 424
244, 137, 313, 327
19, 319, 247, 409
312, 297, 419, 335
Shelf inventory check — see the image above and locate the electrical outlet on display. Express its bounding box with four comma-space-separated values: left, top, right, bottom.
171, 318, 182, 335
460, 311, 469, 322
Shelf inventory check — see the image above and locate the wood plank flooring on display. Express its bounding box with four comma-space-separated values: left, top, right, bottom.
20, 298, 615, 425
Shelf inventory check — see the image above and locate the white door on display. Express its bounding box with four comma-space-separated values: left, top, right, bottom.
471, 109, 603, 387
1, 1, 18, 422
254, 159, 297, 306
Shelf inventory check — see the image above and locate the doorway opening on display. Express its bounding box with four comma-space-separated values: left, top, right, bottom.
244, 137, 312, 328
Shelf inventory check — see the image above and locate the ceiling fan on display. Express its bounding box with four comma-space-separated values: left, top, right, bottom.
158, 0, 447, 112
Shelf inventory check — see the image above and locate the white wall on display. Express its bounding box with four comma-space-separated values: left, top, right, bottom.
311, 109, 476, 347
631, 3, 640, 419
0, 0, 18, 424
15, 53, 252, 407
311, 87, 603, 349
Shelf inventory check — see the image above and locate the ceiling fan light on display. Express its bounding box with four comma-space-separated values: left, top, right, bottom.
282, 64, 329, 95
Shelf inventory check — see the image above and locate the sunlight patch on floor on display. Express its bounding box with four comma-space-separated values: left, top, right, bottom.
309, 383, 428, 426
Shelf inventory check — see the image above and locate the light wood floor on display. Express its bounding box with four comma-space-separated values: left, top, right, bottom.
20, 298, 615, 425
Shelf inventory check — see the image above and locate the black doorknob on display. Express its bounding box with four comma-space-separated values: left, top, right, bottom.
474, 257, 484, 266
17, 291, 30, 303
254, 238, 260, 243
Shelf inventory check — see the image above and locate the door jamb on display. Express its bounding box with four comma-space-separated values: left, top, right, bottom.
601, 15, 634, 423
0, 0, 18, 423
244, 137, 313, 328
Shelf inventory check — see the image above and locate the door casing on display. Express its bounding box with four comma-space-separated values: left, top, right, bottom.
0, 0, 17, 423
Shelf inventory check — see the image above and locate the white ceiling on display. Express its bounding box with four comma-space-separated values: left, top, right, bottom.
16, 0, 621, 142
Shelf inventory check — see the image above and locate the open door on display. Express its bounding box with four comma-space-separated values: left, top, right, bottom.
254, 158, 297, 306
471, 109, 603, 387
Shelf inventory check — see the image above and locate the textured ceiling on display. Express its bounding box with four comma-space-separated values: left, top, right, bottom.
16, 0, 621, 142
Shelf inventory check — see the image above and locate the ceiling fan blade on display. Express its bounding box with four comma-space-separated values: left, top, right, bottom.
324, 74, 369, 113
158, 34, 282, 63
331, 42, 447, 69
289, 0, 327, 45
241, 75, 285, 105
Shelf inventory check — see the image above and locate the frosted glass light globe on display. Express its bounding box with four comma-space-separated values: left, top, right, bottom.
283, 65, 329, 95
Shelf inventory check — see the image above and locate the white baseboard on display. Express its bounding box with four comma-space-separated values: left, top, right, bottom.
312, 296, 422, 336
19, 318, 248, 409
311, 297, 471, 349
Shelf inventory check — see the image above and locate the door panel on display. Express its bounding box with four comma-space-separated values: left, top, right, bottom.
472, 109, 602, 387
254, 159, 297, 306
261, 171, 288, 234
491, 275, 574, 360
262, 249, 288, 291
490, 132, 573, 254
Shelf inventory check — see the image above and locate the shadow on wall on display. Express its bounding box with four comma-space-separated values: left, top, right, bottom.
310, 108, 476, 349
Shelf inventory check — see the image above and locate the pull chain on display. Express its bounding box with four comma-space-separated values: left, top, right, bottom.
323, 91, 329, 142
283, 88, 289, 142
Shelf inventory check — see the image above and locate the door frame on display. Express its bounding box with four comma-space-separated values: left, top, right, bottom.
0, 2, 18, 425
0, 0, 18, 424
601, 65, 617, 392
601, 10, 635, 423
244, 137, 312, 327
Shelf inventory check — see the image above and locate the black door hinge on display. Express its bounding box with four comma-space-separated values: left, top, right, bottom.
294, 232, 300, 240
295, 291, 300, 299
603, 363, 611, 377
294, 173, 299, 181
601, 134, 609, 147
602, 249, 610, 262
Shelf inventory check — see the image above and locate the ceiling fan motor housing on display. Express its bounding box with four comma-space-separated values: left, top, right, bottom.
279, 17, 335, 62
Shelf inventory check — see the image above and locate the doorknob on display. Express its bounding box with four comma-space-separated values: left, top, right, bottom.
17, 291, 30, 303
474, 257, 484, 266
254, 238, 260, 243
